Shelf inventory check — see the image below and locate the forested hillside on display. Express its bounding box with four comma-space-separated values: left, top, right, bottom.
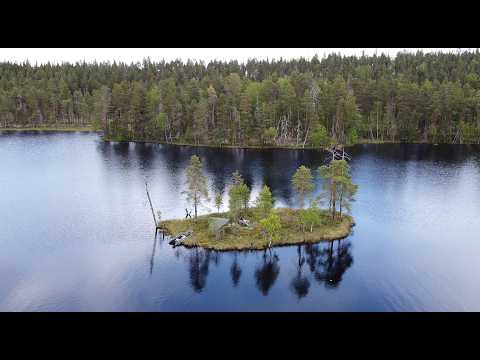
1, 50, 480, 145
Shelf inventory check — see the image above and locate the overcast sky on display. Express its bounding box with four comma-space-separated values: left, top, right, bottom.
0, 48, 472, 65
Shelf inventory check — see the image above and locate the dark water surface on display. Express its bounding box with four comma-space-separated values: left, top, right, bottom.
1, 132, 480, 311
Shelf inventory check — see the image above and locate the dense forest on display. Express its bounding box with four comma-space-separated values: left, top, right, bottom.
1, 50, 480, 146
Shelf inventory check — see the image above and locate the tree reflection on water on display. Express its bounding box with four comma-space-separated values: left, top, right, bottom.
178, 239, 353, 297
254, 250, 280, 296
290, 245, 310, 299
307, 239, 353, 288
188, 248, 212, 293
230, 253, 242, 287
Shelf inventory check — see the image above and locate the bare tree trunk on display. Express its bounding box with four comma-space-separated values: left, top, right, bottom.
194, 195, 198, 220
331, 182, 337, 220
296, 120, 301, 146
339, 188, 343, 218
145, 182, 158, 227
302, 123, 310, 148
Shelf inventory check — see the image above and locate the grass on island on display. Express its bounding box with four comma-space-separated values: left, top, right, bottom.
161, 207, 354, 251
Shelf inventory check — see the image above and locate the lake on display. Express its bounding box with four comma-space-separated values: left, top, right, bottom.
1, 132, 480, 311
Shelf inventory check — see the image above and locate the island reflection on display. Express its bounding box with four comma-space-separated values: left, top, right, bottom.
157, 238, 354, 298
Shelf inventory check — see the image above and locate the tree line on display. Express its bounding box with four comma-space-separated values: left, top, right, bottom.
1, 50, 480, 144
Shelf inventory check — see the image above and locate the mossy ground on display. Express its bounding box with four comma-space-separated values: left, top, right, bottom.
161, 207, 354, 251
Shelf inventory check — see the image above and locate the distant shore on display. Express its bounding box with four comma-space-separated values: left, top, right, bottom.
103, 135, 480, 149
0, 126, 98, 132
103, 135, 329, 150
102, 136, 394, 151
3, 128, 477, 147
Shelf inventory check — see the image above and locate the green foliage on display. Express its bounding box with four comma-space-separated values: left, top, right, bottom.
291, 165, 315, 208
255, 185, 274, 219
228, 171, 251, 220
228, 187, 243, 221
193, 98, 208, 144
339, 180, 357, 216
182, 155, 209, 219
145, 112, 167, 140
263, 127, 277, 145
300, 201, 322, 232
347, 128, 359, 145
214, 191, 223, 213
310, 124, 330, 147
318, 159, 357, 220
259, 210, 282, 242
2, 51, 480, 145
238, 183, 251, 209
162, 208, 353, 251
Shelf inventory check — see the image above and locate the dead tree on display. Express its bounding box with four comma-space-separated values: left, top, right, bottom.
145, 182, 158, 227
326, 146, 352, 162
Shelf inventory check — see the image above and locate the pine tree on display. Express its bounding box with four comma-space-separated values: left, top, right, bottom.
214, 191, 223, 214
255, 185, 274, 219
182, 155, 209, 220
291, 165, 315, 208
318, 159, 357, 220
228, 171, 251, 220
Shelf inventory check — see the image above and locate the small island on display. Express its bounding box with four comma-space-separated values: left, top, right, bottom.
158, 151, 357, 251
163, 208, 354, 251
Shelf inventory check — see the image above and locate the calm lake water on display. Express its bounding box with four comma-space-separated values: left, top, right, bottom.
1, 132, 480, 311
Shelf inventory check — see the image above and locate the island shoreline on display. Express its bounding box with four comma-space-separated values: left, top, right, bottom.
179, 222, 355, 252
162, 208, 355, 251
